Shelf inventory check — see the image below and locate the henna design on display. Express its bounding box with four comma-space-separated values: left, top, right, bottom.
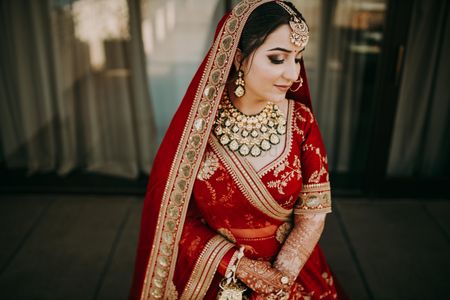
273, 213, 326, 279
235, 257, 292, 296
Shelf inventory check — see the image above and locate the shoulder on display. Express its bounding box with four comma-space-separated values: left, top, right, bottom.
287, 99, 315, 125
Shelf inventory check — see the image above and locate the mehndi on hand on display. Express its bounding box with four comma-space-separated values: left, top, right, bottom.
235, 256, 292, 296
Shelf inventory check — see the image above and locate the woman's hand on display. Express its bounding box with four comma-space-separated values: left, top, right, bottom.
235, 257, 293, 296
274, 213, 326, 279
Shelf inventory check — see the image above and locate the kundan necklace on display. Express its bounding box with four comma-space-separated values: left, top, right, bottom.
213, 91, 287, 157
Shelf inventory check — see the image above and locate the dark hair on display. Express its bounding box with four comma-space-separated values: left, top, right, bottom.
237, 1, 307, 67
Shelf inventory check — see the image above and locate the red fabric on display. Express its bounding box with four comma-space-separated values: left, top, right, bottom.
128, 12, 233, 300
190, 101, 337, 299
217, 248, 236, 276
129, 3, 345, 299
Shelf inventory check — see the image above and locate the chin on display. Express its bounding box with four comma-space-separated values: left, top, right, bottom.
269, 93, 287, 103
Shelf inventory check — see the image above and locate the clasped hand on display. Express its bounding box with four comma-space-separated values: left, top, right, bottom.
235, 256, 293, 297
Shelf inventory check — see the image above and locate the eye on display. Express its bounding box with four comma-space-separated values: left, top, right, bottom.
295, 58, 302, 64
269, 56, 284, 64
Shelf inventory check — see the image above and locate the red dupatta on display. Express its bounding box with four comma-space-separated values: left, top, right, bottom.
129, 1, 314, 299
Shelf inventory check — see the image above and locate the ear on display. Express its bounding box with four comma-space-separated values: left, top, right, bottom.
233, 48, 243, 70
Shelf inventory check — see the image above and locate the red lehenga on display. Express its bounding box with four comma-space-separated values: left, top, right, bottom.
129, 1, 346, 299
176, 100, 338, 299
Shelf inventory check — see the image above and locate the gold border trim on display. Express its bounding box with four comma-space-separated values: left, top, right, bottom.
294, 182, 332, 214
140, 1, 274, 299
302, 182, 331, 192
210, 135, 291, 221
180, 236, 233, 300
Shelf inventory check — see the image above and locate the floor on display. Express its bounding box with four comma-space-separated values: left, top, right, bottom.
0, 194, 449, 300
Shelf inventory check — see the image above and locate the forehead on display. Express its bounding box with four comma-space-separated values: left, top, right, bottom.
260, 24, 302, 53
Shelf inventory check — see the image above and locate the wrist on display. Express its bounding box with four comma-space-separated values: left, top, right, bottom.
218, 246, 246, 300
217, 248, 237, 276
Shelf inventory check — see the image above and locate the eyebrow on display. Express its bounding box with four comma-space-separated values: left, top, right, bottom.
267, 47, 305, 54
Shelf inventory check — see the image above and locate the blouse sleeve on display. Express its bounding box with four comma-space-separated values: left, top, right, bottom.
293, 104, 332, 215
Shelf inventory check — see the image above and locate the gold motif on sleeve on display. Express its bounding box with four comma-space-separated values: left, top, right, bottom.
275, 221, 293, 244
292, 121, 305, 140
293, 103, 314, 144
294, 182, 332, 214
293, 103, 319, 144
197, 151, 220, 181
302, 144, 328, 184
267, 155, 301, 195
298, 103, 314, 124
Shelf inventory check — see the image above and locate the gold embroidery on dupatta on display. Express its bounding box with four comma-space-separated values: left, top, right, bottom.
197, 151, 220, 181
180, 236, 233, 300
167, 281, 178, 300
141, 1, 274, 299
294, 182, 332, 214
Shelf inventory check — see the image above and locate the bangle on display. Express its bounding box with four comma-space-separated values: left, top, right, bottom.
224, 251, 239, 279
225, 246, 244, 284
218, 246, 246, 300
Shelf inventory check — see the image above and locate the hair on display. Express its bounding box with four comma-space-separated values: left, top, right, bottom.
237, 1, 308, 68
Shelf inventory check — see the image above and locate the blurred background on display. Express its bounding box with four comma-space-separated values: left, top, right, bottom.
0, 0, 449, 299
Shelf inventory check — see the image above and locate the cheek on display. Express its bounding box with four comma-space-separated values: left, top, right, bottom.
248, 63, 281, 86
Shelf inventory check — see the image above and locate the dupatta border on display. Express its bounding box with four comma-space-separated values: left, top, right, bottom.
140, 1, 274, 299
210, 135, 292, 222
180, 236, 234, 300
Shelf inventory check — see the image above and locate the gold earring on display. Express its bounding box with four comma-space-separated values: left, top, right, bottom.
289, 77, 303, 92
234, 69, 246, 97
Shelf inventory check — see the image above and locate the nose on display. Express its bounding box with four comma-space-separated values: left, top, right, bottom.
283, 59, 300, 82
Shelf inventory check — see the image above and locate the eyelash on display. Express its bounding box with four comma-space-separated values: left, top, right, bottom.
269, 58, 302, 64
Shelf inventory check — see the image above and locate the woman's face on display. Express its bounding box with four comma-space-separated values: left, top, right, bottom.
236, 24, 304, 104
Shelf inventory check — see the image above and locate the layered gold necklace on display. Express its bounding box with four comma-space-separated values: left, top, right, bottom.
213, 91, 286, 157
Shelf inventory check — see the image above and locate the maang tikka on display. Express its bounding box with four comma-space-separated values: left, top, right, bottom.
276, 1, 309, 49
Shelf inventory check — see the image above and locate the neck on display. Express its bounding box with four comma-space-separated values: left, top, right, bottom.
227, 83, 268, 115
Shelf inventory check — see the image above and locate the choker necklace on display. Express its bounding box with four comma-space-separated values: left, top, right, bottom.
213, 91, 286, 157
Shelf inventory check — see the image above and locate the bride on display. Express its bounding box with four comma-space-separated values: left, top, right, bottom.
129, 1, 347, 299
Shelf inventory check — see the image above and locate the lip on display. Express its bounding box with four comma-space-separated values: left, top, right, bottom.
274, 84, 290, 91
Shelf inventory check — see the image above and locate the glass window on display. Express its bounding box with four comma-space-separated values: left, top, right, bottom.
140, 0, 224, 145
